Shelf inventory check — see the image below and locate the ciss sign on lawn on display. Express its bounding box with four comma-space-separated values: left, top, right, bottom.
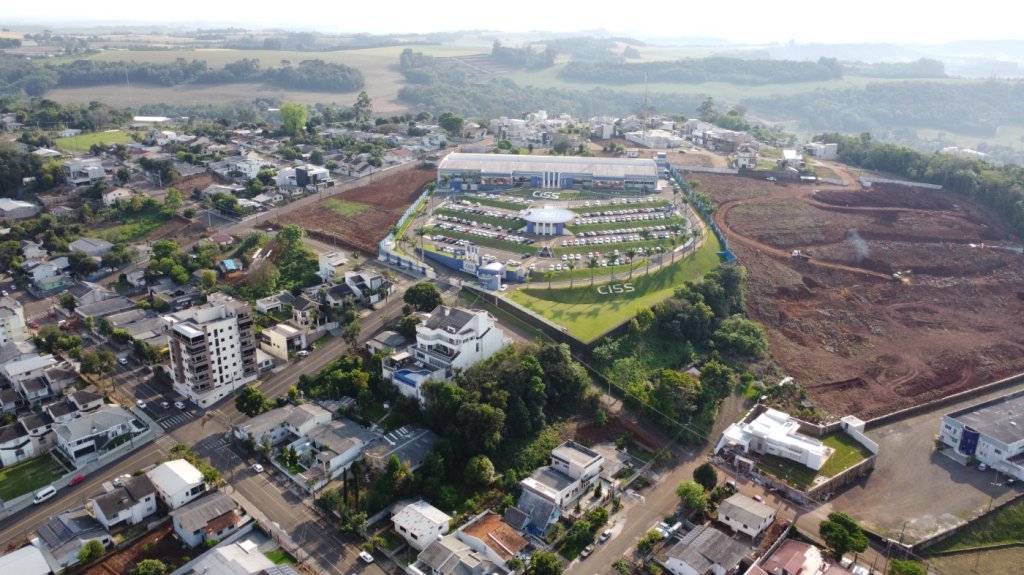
596, 282, 635, 295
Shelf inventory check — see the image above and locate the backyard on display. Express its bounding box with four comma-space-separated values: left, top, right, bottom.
0, 456, 62, 501
506, 232, 721, 342
754, 431, 873, 491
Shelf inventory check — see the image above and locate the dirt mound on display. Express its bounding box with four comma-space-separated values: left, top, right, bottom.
697, 172, 1024, 420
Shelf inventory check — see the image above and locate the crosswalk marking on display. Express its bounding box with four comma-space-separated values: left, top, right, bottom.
157, 412, 195, 430
155, 435, 177, 452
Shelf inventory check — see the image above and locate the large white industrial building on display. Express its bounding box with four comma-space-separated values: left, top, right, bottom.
939, 389, 1024, 480
437, 153, 659, 193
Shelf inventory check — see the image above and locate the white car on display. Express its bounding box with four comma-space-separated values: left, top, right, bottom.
174, 401, 186, 410
136, 400, 146, 409
252, 463, 264, 473
359, 551, 374, 563
297, 350, 310, 357
118, 357, 128, 365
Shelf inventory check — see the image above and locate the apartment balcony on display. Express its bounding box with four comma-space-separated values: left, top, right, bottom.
414, 344, 459, 365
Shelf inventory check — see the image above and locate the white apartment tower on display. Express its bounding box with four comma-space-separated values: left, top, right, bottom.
164, 293, 257, 407
0, 297, 26, 345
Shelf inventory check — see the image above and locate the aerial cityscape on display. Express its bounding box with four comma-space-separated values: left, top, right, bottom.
0, 10, 1023, 575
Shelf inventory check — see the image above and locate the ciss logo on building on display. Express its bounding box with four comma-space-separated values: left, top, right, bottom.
596, 283, 635, 295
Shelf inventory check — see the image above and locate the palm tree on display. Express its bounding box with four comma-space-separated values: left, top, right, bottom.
588, 257, 598, 286
545, 271, 553, 290
567, 261, 576, 288
626, 249, 637, 279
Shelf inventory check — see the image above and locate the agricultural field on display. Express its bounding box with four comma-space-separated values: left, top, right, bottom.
276, 167, 436, 254
55, 129, 136, 152
698, 170, 1024, 420
506, 232, 722, 342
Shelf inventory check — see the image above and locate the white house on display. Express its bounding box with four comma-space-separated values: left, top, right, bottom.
170, 491, 249, 548
657, 525, 748, 575
147, 459, 207, 509
258, 323, 307, 361
507, 441, 602, 533
715, 408, 831, 471
392, 500, 452, 551
283, 419, 378, 491
61, 158, 105, 186
232, 403, 331, 447
0, 422, 36, 467
318, 251, 349, 282
736, 145, 758, 170
413, 534, 507, 575
382, 306, 506, 405
803, 142, 838, 161
89, 474, 158, 530
1, 354, 59, 386
343, 270, 393, 304
717, 493, 775, 538
101, 187, 134, 206
53, 405, 138, 467
0, 296, 27, 345
455, 511, 529, 568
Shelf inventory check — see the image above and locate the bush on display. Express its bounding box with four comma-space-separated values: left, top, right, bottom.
78, 540, 105, 563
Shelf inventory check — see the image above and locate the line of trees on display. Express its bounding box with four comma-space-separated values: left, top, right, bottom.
559, 56, 844, 85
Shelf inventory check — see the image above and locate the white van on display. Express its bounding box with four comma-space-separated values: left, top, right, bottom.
33, 485, 57, 504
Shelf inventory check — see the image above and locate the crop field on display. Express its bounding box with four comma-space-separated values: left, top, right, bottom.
506, 233, 721, 342
277, 167, 436, 254
55, 129, 136, 152
699, 171, 1024, 420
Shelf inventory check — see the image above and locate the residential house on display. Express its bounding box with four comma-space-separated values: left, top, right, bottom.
318, 251, 349, 282
715, 408, 830, 471
255, 291, 296, 315
31, 148, 62, 159
0, 387, 22, 414
455, 511, 529, 568
20, 240, 48, 260
1, 113, 24, 132
0, 545, 52, 575
323, 282, 357, 309
179, 538, 299, 575
363, 426, 438, 473
345, 270, 392, 305
68, 237, 114, 258
782, 149, 803, 167
68, 390, 104, 413
283, 419, 378, 491
48, 205, 76, 220
392, 500, 452, 551
16, 375, 53, 406
44, 400, 77, 425
0, 422, 35, 467
147, 459, 207, 509
365, 330, 409, 355
259, 323, 307, 361
34, 273, 73, 294
0, 199, 40, 220
383, 148, 414, 165
34, 507, 111, 572
256, 349, 275, 372
201, 184, 245, 198
170, 491, 249, 548
295, 165, 332, 190
382, 306, 505, 405
736, 145, 758, 170
507, 441, 602, 534
68, 281, 114, 308
252, 191, 284, 205
1, 354, 59, 386
149, 279, 202, 311
803, 142, 839, 161
101, 187, 134, 206
657, 525, 748, 575
717, 493, 776, 538
747, 539, 856, 575
62, 158, 105, 186
232, 403, 331, 447
290, 296, 320, 331
414, 534, 508, 575
19, 412, 55, 454
0, 296, 26, 345
274, 167, 298, 188
89, 474, 158, 530
42, 365, 78, 395
53, 405, 139, 467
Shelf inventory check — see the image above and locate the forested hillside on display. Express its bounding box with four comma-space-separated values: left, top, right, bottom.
559, 56, 844, 84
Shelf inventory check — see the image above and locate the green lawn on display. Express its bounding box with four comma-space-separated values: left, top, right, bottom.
264, 549, 298, 565
756, 454, 818, 491
325, 199, 371, 218
90, 205, 172, 242
55, 129, 136, 153
819, 433, 873, 478
0, 456, 61, 501
506, 233, 721, 342
927, 498, 1024, 552
435, 208, 525, 230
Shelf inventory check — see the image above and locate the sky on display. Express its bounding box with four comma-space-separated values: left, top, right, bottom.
2, 0, 1022, 45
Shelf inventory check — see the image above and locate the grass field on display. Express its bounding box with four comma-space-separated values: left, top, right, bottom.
755, 431, 873, 490
264, 549, 298, 565
89, 205, 172, 242
325, 199, 371, 217
756, 454, 818, 490
927, 547, 1024, 574
927, 498, 1024, 552
0, 456, 60, 501
55, 129, 136, 153
506, 233, 721, 342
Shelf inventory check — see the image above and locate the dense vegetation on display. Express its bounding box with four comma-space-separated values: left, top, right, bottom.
560, 56, 844, 85
815, 132, 1024, 236
842, 57, 946, 78
0, 55, 364, 98
490, 40, 556, 70
398, 48, 468, 85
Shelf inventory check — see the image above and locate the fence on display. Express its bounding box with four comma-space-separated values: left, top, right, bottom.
860, 178, 943, 190
377, 184, 435, 275
805, 457, 876, 501
676, 166, 739, 175
668, 165, 736, 263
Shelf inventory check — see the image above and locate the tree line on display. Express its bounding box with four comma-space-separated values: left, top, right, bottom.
559, 56, 844, 85
490, 40, 556, 70
814, 132, 1024, 236
0, 55, 364, 98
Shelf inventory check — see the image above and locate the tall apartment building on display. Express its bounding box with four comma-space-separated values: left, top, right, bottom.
164, 293, 257, 408
0, 297, 26, 345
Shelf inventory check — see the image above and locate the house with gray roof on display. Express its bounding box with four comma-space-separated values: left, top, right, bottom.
34, 506, 111, 572
89, 474, 158, 530
656, 525, 748, 575
507, 441, 602, 535
232, 403, 332, 447
170, 491, 249, 548
1, 354, 58, 385
0, 545, 52, 575
68, 237, 114, 258
74, 296, 136, 321
0, 421, 35, 467
281, 418, 378, 492
53, 405, 140, 468
717, 493, 776, 538
414, 534, 508, 575
67, 281, 114, 308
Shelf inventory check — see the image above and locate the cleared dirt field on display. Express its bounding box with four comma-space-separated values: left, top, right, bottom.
697, 172, 1024, 420
276, 167, 436, 254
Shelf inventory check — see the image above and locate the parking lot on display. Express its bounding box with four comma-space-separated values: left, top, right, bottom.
826, 383, 1024, 543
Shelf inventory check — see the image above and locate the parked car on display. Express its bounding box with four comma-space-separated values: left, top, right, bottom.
580, 544, 595, 559
358, 551, 374, 563
252, 463, 264, 473
598, 530, 612, 543
978, 463, 989, 471
112, 474, 130, 487
68, 474, 85, 487
118, 357, 128, 365
33, 485, 57, 504
159, 401, 170, 409
297, 350, 310, 358
28, 320, 39, 329
136, 400, 146, 409
174, 401, 186, 410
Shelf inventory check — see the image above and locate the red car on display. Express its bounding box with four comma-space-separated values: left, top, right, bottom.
68, 474, 85, 487
28, 320, 39, 329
